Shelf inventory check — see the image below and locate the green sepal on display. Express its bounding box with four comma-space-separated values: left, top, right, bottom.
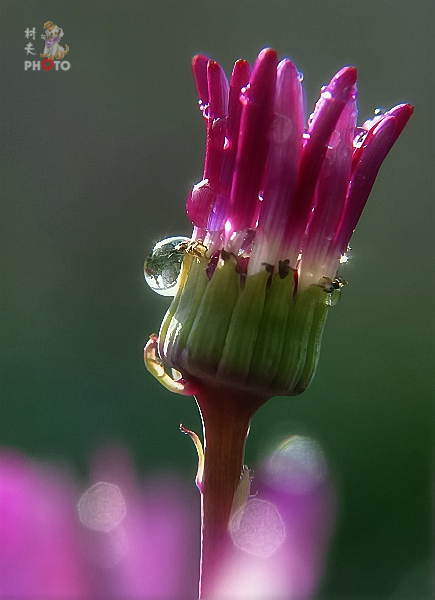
293, 288, 333, 394
186, 256, 240, 376
217, 270, 269, 381
158, 253, 195, 354
273, 284, 323, 393
248, 272, 294, 388
163, 258, 209, 368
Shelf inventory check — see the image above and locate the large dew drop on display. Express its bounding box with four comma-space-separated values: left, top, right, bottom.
144, 236, 189, 296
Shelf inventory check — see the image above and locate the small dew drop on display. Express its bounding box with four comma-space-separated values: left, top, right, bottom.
297, 70, 304, 82
327, 129, 341, 150
186, 179, 216, 228
144, 236, 189, 296
240, 84, 255, 105
374, 107, 385, 116
353, 127, 368, 148
198, 102, 211, 119
321, 89, 332, 101
271, 113, 293, 144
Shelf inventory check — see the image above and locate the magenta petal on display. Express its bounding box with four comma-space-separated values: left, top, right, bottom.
333, 115, 398, 253
257, 58, 304, 240
192, 54, 210, 115
281, 66, 357, 264
228, 48, 278, 231
221, 60, 251, 191
383, 103, 414, 143
207, 60, 229, 120
301, 86, 357, 268
203, 61, 229, 183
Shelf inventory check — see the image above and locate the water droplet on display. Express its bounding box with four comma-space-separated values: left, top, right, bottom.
198, 101, 211, 119
374, 107, 385, 116
78, 482, 126, 532
229, 499, 285, 557
339, 252, 351, 264
321, 89, 332, 101
240, 84, 255, 105
271, 113, 293, 143
210, 117, 227, 148
327, 129, 341, 149
297, 70, 304, 82
186, 179, 216, 228
144, 236, 189, 296
353, 127, 368, 148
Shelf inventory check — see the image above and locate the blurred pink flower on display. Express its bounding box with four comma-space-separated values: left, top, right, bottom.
0, 447, 198, 599
0, 439, 335, 599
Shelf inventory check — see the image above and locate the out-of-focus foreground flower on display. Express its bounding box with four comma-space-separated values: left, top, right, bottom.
0, 439, 334, 599
0, 446, 198, 599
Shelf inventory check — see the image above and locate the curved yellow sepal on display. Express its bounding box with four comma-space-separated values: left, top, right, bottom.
144, 334, 191, 395
180, 424, 204, 492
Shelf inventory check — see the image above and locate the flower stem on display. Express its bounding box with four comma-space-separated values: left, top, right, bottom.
193, 381, 268, 598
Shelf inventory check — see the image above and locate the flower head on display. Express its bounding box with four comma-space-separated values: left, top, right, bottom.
147, 49, 412, 398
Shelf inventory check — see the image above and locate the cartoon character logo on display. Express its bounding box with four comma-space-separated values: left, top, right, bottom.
40, 21, 69, 61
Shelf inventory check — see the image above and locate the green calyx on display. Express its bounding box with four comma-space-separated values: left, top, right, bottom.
159, 253, 338, 396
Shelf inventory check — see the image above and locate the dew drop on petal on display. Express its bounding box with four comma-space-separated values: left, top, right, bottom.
271, 113, 293, 143
297, 70, 304, 82
144, 236, 189, 296
78, 482, 126, 532
229, 498, 285, 557
328, 129, 341, 149
199, 102, 211, 119
353, 127, 368, 148
186, 179, 216, 228
240, 84, 255, 105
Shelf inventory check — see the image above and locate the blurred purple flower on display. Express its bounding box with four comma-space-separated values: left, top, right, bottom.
0, 439, 335, 599
0, 446, 198, 599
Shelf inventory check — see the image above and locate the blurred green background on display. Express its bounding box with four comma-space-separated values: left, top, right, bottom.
0, 1, 432, 598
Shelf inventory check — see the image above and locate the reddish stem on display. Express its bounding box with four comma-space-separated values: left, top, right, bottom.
193, 380, 268, 598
